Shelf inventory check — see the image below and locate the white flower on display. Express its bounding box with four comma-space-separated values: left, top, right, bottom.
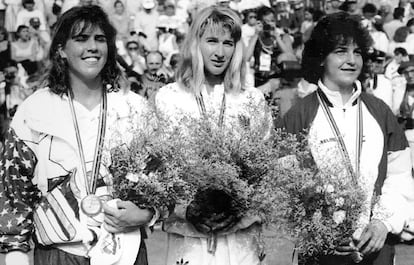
316, 186, 323, 193
324, 184, 334, 193
125, 173, 146, 183
335, 197, 345, 207
312, 210, 322, 223
333, 210, 346, 225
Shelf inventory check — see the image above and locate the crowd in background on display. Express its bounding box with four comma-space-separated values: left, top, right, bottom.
2, 0, 414, 142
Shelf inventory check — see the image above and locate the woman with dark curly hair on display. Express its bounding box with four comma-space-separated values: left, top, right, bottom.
280, 11, 414, 265
0, 5, 155, 265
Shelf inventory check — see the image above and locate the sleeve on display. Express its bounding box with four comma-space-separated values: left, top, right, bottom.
0, 125, 41, 253
371, 108, 414, 235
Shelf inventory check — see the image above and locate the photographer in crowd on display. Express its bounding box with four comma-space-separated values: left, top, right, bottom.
397, 59, 414, 168
245, 6, 294, 93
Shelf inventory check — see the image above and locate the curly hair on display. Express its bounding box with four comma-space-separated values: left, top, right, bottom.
302, 11, 373, 84
44, 5, 121, 95
175, 6, 245, 95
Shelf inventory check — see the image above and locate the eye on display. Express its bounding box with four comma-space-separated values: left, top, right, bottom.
354, 49, 362, 56
72, 34, 88, 42
95, 35, 107, 42
223, 40, 234, 47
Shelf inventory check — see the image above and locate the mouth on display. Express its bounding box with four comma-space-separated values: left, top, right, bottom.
211, 60, 225, 67
82, 56, 101, 64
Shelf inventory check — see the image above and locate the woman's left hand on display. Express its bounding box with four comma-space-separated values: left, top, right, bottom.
103, 200, 153, 233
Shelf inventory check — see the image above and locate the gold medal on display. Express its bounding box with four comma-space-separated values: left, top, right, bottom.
81, 194, 102, 217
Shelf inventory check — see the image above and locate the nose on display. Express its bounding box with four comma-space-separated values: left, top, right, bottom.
346, 51, 357, 65
214, 43, 225, 58
87, 38, 98, 51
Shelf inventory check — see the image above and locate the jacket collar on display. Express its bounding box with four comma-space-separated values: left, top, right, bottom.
317, 79, 361, 108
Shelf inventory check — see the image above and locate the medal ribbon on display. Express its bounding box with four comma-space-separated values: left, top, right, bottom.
68, 89, 107, 195
316, 89, 363, 184
195, 90, 226, 128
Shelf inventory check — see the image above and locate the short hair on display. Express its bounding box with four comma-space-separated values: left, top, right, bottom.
145, 50, 164, 63
114, 0, 123, 7
175, 6, 245, 95
257, 6, 274, 21
16, 25, 29, 36
393, 7, 405, 19
362, 3, 377, 15
302, 11, 373, 84
394, 47, 408, 56
44, 5, 121, 95
393, 26, 410, 42
407, 18, 414, 27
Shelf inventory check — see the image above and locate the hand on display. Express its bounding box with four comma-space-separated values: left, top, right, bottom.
103, 200, 153, 233
356, 220, 388, 256
333, 238, 358, 256
192, 212, 238, 234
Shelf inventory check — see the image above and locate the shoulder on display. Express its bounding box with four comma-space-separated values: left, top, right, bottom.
155, 82, 189, 105
19, 87, 59, 111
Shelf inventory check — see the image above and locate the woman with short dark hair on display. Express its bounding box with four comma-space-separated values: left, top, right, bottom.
280, 11, 414, 265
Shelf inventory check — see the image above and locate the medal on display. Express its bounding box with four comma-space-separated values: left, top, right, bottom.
68, 89, 108, 216
81, 194, 103, 217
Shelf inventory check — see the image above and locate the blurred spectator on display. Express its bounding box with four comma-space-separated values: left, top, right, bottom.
388, 26, 412, 55
0, 27, 11, 71
366, 17, 389, 54
396, 59, 414, 167
122, 36, 147, 75
4, 0, 21, 34
302, 8, 324, 43
141, 50, 171, 101
157, 1, 186, 34
300, 7, 314, 35
16, 0, 47, 32
384, 47, 410, 114
245, 6, 294, 90
270, 0, 295, 32
325, 0, 343, 14
361, 3, 378, 28
383, 7, 405, 40
110, 0, 133, 43
241, 8, 258, 46
291, 0, 305, 33
11, 25, 38, 75
399, 0, 414, 23
0, 60, 31, 140
365, 48, 393, 109
339, 0, 359, 15
133, 0, 159, 51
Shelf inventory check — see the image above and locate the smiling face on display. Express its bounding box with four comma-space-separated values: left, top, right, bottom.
322, 41, 363, 91
200, 26, 235, 83
60, 25, 108, 83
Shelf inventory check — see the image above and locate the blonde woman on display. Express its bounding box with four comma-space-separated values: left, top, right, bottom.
155, 6, 272, 265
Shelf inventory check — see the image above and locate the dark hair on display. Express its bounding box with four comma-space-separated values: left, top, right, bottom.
16, 25, 29, 37
394, 47, 408, 56
302, 12, 373, 84
407, 18, 414, 27
362, 3, 377, 15
113, 0, 123, 7
257, 6, 274, 21
393, 26, 410, 42
393, 7, 405, 20
45, 5, 121, 95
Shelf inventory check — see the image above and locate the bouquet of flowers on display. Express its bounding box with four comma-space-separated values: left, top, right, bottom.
108, 112, 191, 217
262, 134, 368, 265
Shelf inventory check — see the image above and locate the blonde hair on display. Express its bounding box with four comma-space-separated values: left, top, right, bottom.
176, 6, 245, 95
